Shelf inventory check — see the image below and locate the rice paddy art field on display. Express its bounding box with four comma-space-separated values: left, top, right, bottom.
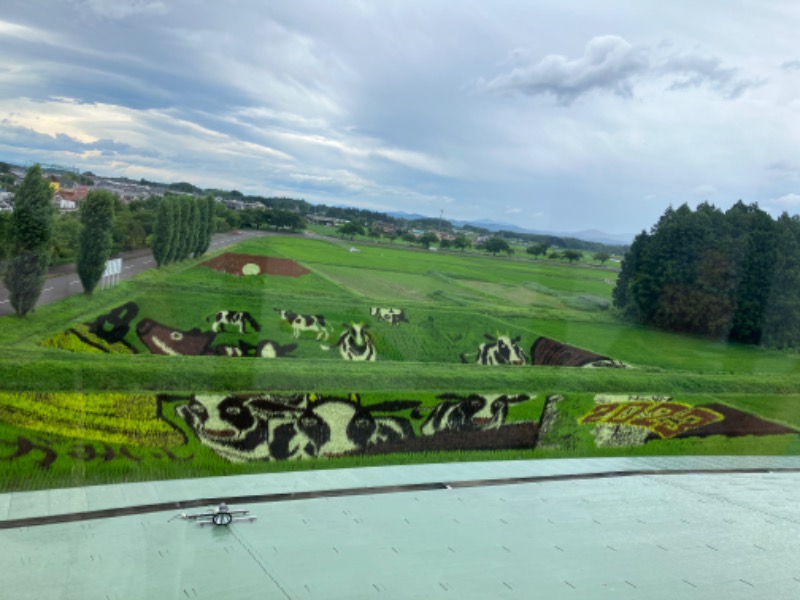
1, 233, 799, 491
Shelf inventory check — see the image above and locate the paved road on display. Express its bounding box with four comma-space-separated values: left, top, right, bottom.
0, 230, 266, 317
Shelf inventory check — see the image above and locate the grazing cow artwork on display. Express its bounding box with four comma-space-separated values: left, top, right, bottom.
87, 302, 139, 345
414, 393, 531, 435
41, 302, 140, 354
165, 391, 539, 462
207, 310, 261, 334
275, 309, 330, 341
530, 336, 625, 368
324, 323, 376, 361
212, 339, 298, 358
370, 307, 408, 326
137, 319, 217, 356
213, 344, 247, 357
460, 334, 527, 365
176, 393, 416, 462
253, 339, 298, 358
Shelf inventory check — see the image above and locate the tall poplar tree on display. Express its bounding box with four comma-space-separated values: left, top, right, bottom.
77, 189, 115, 294
3, 164, 54, 317
164, 196, 181, 264
152, 198, 175, 267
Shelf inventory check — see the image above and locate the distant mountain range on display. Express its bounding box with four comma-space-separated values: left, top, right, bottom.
385, 211, 634, 246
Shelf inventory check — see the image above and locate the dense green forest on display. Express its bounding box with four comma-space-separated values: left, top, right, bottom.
614, 201, 800, 348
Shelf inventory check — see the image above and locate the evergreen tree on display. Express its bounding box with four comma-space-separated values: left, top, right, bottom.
613, 230, 649, 320
152, 198, 175, 267
186, 199, 199, 259
762, 214, 800, 348
193, 198, 208, 257
180, 196, 194, 260
77, 189, 115, 294
201, 196, 215, 254
164, 196, 181, 263
614, 201, 800, 346
725, 201, 777, 344
3, 164, 54, 317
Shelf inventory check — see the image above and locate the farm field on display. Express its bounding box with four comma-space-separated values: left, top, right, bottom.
1, 233, 799, 492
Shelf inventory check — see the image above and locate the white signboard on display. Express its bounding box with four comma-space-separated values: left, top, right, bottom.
101, 258, 123, 289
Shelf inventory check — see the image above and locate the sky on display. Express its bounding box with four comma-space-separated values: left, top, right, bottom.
2, 0, 800, 237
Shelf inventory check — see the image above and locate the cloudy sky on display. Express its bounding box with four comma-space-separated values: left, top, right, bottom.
2, 0, 800, 236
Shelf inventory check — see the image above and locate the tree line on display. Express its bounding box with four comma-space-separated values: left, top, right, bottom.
613, 201, 800, 348
0, 166, 227, 317
151, 195, 216, 266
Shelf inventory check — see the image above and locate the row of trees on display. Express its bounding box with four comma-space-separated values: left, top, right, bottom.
2, 166, 119, 316
334, 223, 615, 265
152, 195, 215, 267
614, 202, 800, 348
3, 165, 54, 316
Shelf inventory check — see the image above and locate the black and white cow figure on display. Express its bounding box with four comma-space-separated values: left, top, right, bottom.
415, 393, 531, 435
212, 339, 297, 358
177, 394, 415, 461
460, 334, 527, 365
370, 307, 408, 326
254, 339, 298, 358
325, 323, 376, 361
275, 309, 330, 341
207, 310, 261, 334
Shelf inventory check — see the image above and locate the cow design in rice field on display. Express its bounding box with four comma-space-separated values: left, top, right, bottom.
414, 393, 531, 435
177, 394, 416, 462
325, 323, 376, 361
530, 337, 625, 368
370, 307, 408, 326
207, 310, 261, 334
460, 334, 527, 365
275, 309, 330, 341
137, 318, 217, 356
212, 339, 297, 358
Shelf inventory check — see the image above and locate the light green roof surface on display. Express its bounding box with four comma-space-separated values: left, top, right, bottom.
2, 456, 800, 599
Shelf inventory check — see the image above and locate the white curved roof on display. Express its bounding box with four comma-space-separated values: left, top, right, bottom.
3, 456, 799, 599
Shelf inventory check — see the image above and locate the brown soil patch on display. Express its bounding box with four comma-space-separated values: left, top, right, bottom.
201, 253, 310, 277
361, 422, 539, 455
671, 404, 799, 438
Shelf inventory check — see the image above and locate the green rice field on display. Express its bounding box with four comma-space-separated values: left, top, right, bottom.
1, 233, 799, 491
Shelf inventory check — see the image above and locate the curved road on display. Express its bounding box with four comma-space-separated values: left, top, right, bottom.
0, 230, 267, 317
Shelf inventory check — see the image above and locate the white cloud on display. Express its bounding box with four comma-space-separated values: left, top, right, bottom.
692, 184, 717, 195
771, 193, 800, 207
781, 59, 800, 72
0, 19, 51, 42
478, 35, 760, 104
72, 0, 168, 19
478, 35, 648, 104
